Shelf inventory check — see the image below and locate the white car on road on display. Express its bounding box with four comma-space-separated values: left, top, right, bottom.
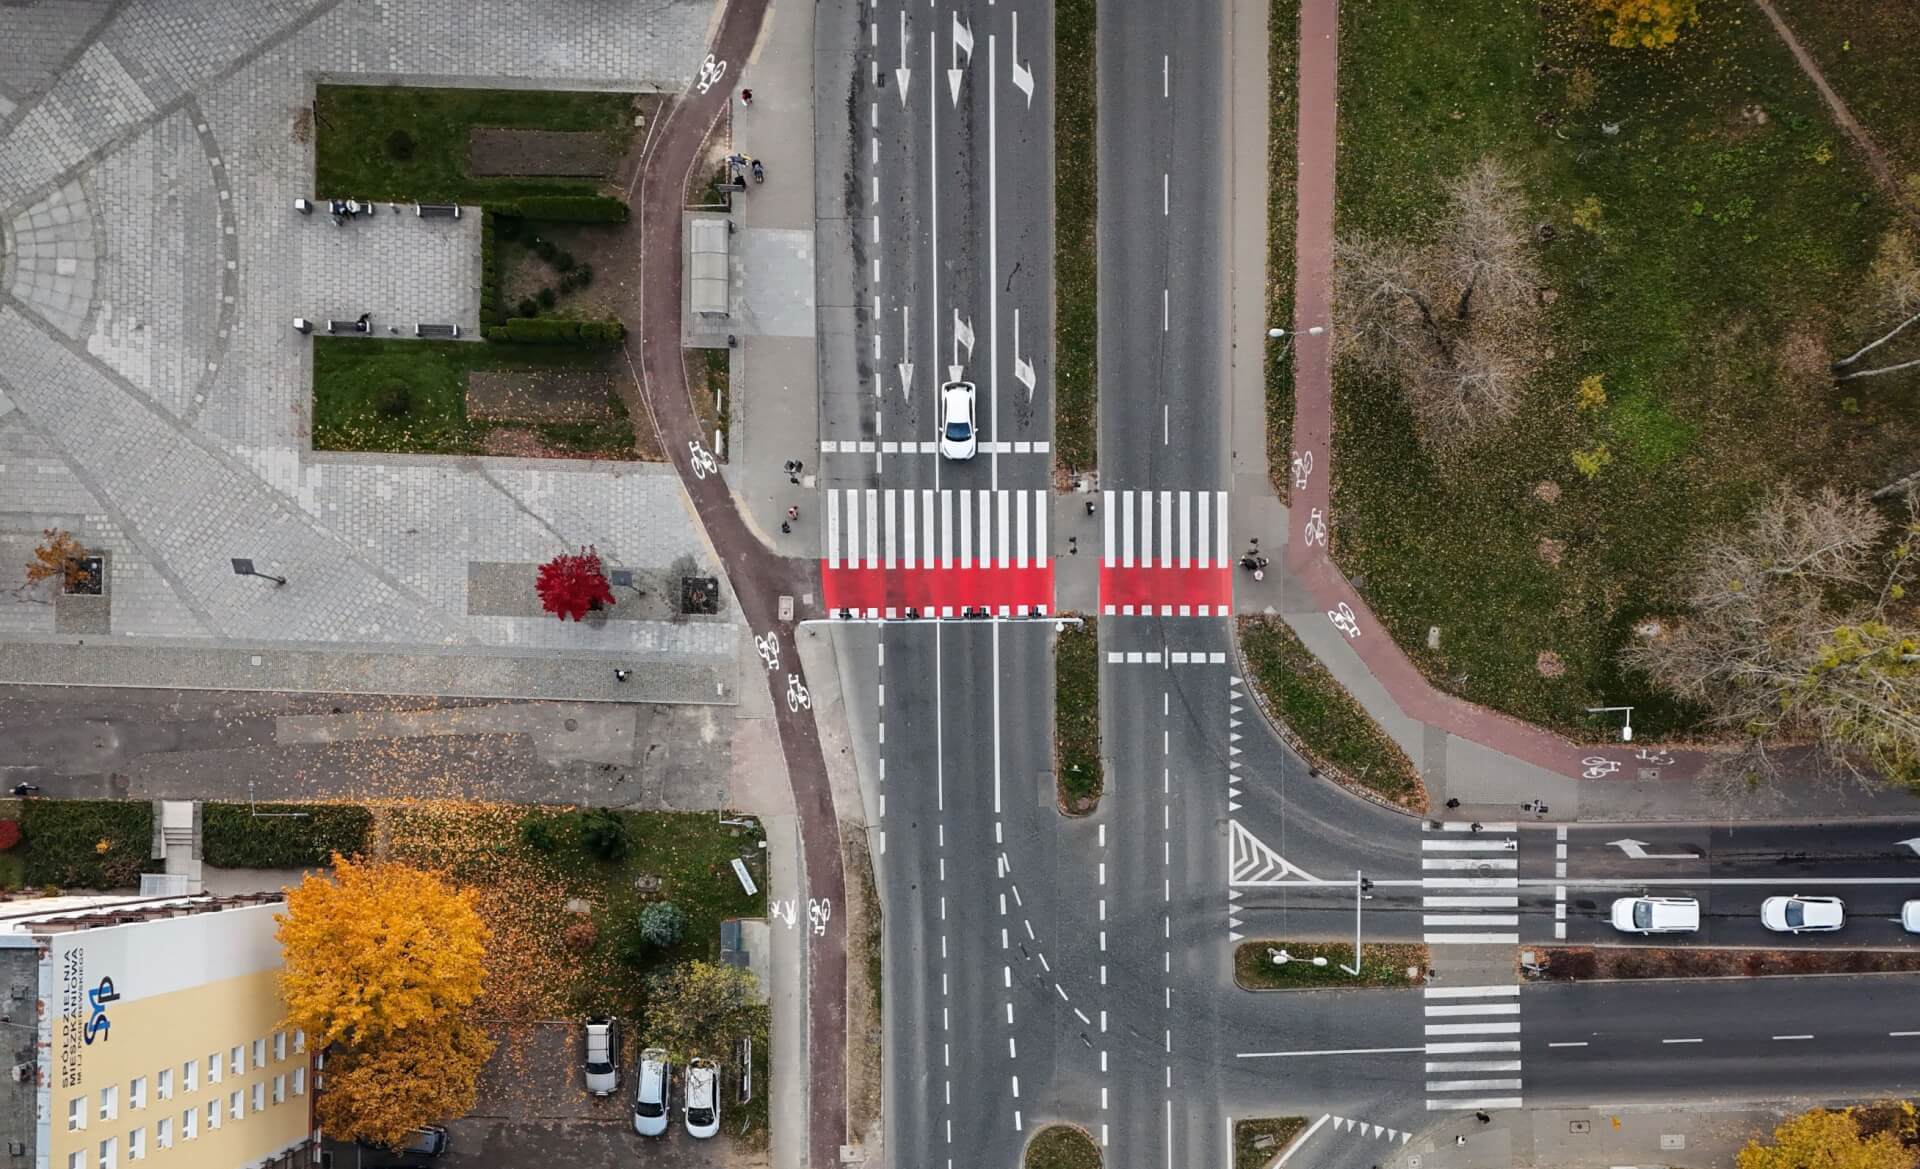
684, 1058, 721, 1139
1609, 896, 1700, 934
1761, 894, 1844, 933
939, 381, 977, 460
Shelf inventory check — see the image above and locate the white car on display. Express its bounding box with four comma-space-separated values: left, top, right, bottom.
1904, 901, 1920, 934
582, 1017, 620, 1096
684, 1057, 721, 1139
632, 1048, 670, 1137
1609, 896, 1700, 935
939, 381, 977, 460
1761, 895, 1844, 933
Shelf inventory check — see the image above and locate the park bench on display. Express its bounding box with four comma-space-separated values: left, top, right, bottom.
415, 203, 462, 219
414, 323, 462, 339
325, 319, 370, 335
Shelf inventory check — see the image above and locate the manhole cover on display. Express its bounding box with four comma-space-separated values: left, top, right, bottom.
1569, 1120, 1591, 1134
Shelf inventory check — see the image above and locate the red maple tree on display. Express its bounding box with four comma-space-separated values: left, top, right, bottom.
536, 547, 616, 622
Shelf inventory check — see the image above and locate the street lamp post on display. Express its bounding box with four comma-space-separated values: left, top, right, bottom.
230, 558, 287, 587
1586, 705, 1634, 742
1267, 324, 1326, 362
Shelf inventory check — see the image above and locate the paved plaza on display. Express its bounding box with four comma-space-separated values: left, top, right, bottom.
0, 0, 735, 698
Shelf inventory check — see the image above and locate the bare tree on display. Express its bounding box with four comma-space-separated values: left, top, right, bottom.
1333, 156, 1542, 447
1833, 230, 1920, 383
1623, 486, 1920, 788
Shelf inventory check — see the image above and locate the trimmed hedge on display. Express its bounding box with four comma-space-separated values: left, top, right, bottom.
202, 803, 373, 869
480, 211, 503, 325
489, 195, 629, 223
483, 317, 625, 347
21, 800, 157, 889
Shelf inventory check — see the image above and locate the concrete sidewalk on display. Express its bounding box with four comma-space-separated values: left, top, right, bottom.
1395, 1105, 1783, 1169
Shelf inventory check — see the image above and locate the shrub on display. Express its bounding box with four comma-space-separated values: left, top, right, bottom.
489, 195, 629, 223
383, 129, 414, 161
517, 813, 562, 853
555, 251, 576, 273
0, 820, 20, 851
202, 803, 373, 869
482, 317, 625, 347
577, 809, 631, 862
637, 901, 689, 948
20, 800, 156, 888
537, 287, 557, 309
562, 920, 599, 954
516, 297, 539, 318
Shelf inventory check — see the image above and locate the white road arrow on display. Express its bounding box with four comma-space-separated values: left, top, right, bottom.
948, 11, 973, 107
1012, 307, 1036, 401
952, 310, 975, 366
1608, 838, 1701, 861
1010, 11, 1034, 107
1898, 837, 1920, 857
896, 307, 914, 400
895, 11, 912, 107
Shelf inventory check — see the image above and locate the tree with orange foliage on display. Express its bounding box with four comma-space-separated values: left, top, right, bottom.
313, 1020, 495, 1151
23, 529, 91, 592
1737, 1107, 1916, 1169
1579, 0, 1699, 49
277, 855, 492, 1047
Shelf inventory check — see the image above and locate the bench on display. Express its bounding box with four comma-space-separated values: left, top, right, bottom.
325, 319, 370, 335
414, 323, 462, 339
415, 203, 462, 219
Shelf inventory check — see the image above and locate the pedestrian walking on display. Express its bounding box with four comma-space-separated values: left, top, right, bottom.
790, 474, 801, 485
787, 505, 800, 521
781, 521, 791, 534
1475, 1111, 1491, 1124
751, 159, 765, 183
613, 669, 630, 683
10, 783, 41, 797
1455, 1136, 1468, 1146
1444, 797, 1461, 809
740, 88, 754, 106
1469, 821, 1483, 834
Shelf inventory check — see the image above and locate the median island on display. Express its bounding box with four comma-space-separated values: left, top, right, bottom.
1234, 940, 1429, 990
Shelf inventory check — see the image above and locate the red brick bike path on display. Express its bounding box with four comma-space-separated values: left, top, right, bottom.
620, 3, 848, 1162
1280, 0, 1704, 784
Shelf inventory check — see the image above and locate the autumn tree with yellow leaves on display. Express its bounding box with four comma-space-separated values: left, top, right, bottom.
1579, 0, 1700, 50
277, 856, 495, 1149
1737, 1107, 1917, 1169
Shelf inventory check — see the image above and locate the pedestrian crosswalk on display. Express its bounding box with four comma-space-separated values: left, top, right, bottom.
1423, 984, 1524, 1112
1099, 489, 1233, 616
819, 439, 1051, 456
1420, 821, 1519, 945
820, 488, 1052, 618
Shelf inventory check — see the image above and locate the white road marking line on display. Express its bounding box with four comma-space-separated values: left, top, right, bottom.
1421, 838, 1518, 852
1425, 1041, 1521, 1054
1426, 1060, 1523, 1073
1547, 1041, 1588, 1048
1424, 985, 1521, 999
1424, 933, 1521, 945
1421, 914, 1521, 927
1426, 1079, 1523, 1092
1772, 1035, 1814, 1041
1421, 878, 1520, 889
1427, 1097, 1523, 1112
1892, 1032, 1920, 1037
1423, 896, 1521, 908
1425, 1022, 1521, 1036
1423, 858, 1518, 871
1435, 821, 1519, 833
1662, 1038, 1703, 1045
1273, 1114, 1329, 1167
1237, 1046, 1426, 1059
1424, 1003, 1521, 1017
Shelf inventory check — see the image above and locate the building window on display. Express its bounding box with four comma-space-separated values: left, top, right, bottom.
155, 1068, 172, 1102
68, 1154, 83, 1169
155, 1117, 171, 1149
292, 1067, 306, 1096
68, 1096, 86, 1131
251, 1038, 265, 1069
127, 1128, 144, 1161
250, 1081, 264, 1112
99, 1085, 117, 1122
228, 1046, 243, 1076
228, 1090, 242, 1121
272, 1074, 286, 1105
292, 1028, 306, 1054
205, 1053, 220, 1085
273, 1031, 287, 1061
128, 1077, 146, 1110
96, 1136, 116, 1169
205, 1099, 220, 1132
182, 1060, 196, 1093
181, 1107, 195, 1141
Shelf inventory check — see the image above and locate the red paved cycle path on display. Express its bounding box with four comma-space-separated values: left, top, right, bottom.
1281, 0, 1702, 783
622, 3, 848, 1162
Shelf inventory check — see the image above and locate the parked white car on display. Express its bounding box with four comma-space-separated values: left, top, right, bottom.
1903, 900, 1920, 934
684, 1057, 721, 1139
1609, 896, 1700, 935
939, 381, 977, 460
632, 1048, 670, 1137
1761, 895, 1844, 933
582, 1018, 620, 1096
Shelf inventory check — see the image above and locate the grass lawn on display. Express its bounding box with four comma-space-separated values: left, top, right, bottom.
314, 86, 634, 203
1770, 0, 1920, 191
1026, 1125, 1102, 1169
1266, 0, 1302, 499
0, 852, 23, 891
312, 339, 638, 458
1234, 940, 1428, 989
1330, 0, 1907, 737
1237, 617, 1423, 807
1054, 0, 1097, 473
1235, 1117, 1308, 1169
1055, 619, 1103, 812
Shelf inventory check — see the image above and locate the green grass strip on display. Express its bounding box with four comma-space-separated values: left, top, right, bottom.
1054, 0, 1097, 472
1265, 0, 1302, 497
1055, 619, 1103, 812
1234, 940, 1429, 989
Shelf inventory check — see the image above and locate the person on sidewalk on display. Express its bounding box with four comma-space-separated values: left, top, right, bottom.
781, 521, 792, 534
787, 505, 800, 521
613, 669, 630, 683
740, 88, 753, 106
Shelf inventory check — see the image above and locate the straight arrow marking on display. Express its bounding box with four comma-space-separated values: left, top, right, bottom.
895, 10, 911, 105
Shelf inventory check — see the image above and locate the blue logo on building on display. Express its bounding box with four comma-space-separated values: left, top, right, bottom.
83, 977, 119, 1044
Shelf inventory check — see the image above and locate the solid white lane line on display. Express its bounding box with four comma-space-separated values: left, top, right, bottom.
1426, 1060, 1523, 1073
1892, 1031, 1920, 1037
1424, 1003, 1521, 1017
1237, 1046, 1426, 1059
1547, 1041, 1589, 1048
1274, 1115, 1329, 1167
1772, 1035, 1814, 1041
1662, 1038, 1703, 1045
1424, 985, 1521, 999
988, 26, 999, 489
1426, 1079, 1523, 1092
1425, 1041, 1521, 1054
1425, 1022, 1521, 1036
1426, 1098, 1523, 1112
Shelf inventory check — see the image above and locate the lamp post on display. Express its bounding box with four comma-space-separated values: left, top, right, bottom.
1586, 705, 1634, 742
1267, 324, 1326, 362
230, 558, 287, 587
